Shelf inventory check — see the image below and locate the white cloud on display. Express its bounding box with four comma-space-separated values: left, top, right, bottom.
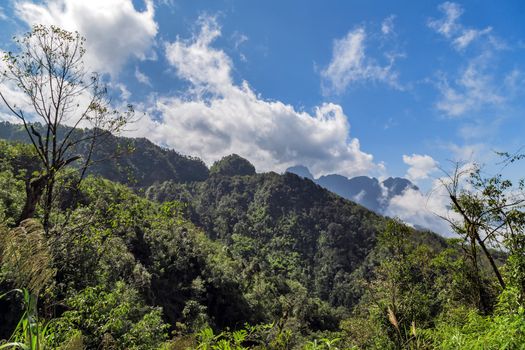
0, 6, 7, 20
231, 31, 249, 62
428, 2, 492, 51
232, 31, 248, 49
320, 27, 401, 94
429, 3, 518, 118
386, 162, 477, 236
14, 0, 158, 76
0, 46, 121, 132
453, 27, 492, 50
428, 2, 463, 38
436, 58, 505, 117
127, 16, 382, 178
403, 154, 438, 182
458, 117, 503, 140
135, 66, 152, 86
381, 15, 396, 35
0, 50, 32, 123
165, 16, 232, 93
503, 69, 525, 96
385, 185, 455, 236
112, 82, 131, 101
445, 143, 487, 162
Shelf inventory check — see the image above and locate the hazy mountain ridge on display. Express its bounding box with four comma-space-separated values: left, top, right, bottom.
286, 165, 418, 214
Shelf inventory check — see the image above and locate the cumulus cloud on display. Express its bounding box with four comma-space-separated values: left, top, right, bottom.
14, 0, 158, 76
320, 27, 401, 94
428, 2, 492, 51
385, 184, 455, 236
403, 154, 438, 182
165, 17, 232, 93
386, 162, 477, 236
127, 16, 382, 178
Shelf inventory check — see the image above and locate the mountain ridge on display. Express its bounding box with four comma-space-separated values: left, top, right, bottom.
286, 165, 418, 214
0, 121, 209, 186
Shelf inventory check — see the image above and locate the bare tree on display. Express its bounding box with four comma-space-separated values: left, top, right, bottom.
0, 24, 133, 229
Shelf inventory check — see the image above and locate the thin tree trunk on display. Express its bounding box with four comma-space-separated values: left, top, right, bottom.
17, 174, 48, 225
475, 233, 506, 289
43, 175, 54, 232
468, 232, 483, 312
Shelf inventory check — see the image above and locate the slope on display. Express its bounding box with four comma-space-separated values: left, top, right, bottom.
0, 121, 209, 186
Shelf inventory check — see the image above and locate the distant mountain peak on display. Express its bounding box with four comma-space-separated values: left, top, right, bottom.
382, 177, 419, 198
284, 164, 419, 215
285, 165, 314, 180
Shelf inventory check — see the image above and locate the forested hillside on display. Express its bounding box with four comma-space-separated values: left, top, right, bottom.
0, 122, 208, 186
147, 162, 382, 308
1, 23, 524, 350
2, 136, 522, 349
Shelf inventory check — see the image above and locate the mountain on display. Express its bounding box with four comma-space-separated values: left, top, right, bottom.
316, 175, 385, 212
285, 165, 314, 180
286, 165, 418, 214
147, 162, 383, 307
1, 138, 512, 349
383, 176, 416, 197
0, 121, 209, 186
209, 154, 256, 177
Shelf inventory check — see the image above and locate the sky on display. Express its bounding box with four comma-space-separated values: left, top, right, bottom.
0, 0, 524, 234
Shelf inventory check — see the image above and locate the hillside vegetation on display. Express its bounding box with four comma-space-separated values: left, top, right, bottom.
0, 122, 209, 186
2, 136, 524, 349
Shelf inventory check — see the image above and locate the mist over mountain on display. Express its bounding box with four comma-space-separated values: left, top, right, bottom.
286, 165, 418, 214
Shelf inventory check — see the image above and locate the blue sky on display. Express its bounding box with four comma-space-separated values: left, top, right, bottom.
1, 0, 524, 190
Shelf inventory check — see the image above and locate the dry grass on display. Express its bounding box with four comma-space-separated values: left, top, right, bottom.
0, 219, 56, 293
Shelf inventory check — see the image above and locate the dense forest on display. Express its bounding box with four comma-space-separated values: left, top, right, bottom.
1, 25, 525, 350
1, 134, 524, 349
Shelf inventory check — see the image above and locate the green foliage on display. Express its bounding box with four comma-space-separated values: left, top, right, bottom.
191, 323, 301, 350
210, 154, 256, 177
0, 220, 56, 350
0, 170, 25, 226
0, 220, 55, 294
0, 139, 41, 178
338, 220, 479, 349
50, 281, 169, 349
2, 130, 525, 349
425, 294, 525, 349
0, 140, 39, 226
147, 171, 382, 315
0, 288, 53, 350
0, 122, 209, 187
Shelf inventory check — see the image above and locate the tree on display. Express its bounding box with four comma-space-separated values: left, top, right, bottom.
0, 25, 133, 229
440, 159, 525, 311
